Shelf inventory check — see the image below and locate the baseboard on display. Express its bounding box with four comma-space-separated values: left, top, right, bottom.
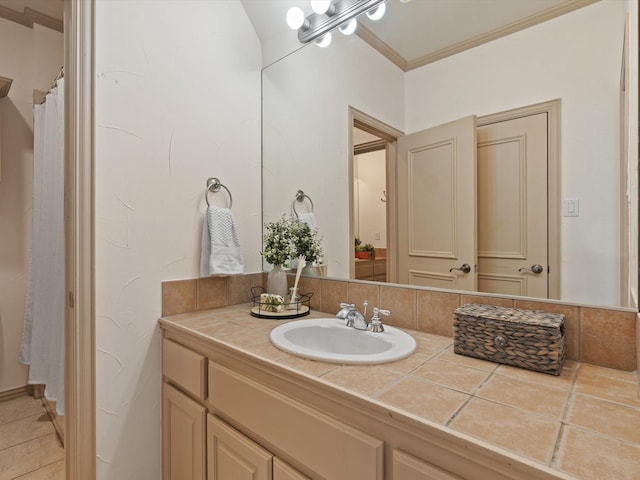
0, 385, 32, 402
41, 397, 65, 446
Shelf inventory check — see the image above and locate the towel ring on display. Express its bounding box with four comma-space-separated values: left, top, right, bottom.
205, 177, 233, 208
293, 189, 314, 217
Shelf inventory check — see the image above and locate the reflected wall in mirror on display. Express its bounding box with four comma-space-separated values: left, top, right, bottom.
262, 0, 638, 308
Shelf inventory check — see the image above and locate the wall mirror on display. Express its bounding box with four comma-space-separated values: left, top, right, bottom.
262, 0, 638, 309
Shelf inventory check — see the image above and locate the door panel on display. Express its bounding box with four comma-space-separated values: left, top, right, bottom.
207, 414, 272, 480
477, 113, 548, 298
478, 136, 527, 258
274, 458, 311, 480
397, 116, 477, 291
162, 383, 206, 480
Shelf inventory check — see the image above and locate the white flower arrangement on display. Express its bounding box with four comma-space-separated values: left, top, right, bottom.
261, 215, 323, 267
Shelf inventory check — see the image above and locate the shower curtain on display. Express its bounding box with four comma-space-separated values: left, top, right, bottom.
19, 78, 65, 416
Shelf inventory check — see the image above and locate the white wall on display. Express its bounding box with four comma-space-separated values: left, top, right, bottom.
405, 0, 628, 306
94, 1, 262, 478
262, 33, 404, 277
0, 18, 63, 393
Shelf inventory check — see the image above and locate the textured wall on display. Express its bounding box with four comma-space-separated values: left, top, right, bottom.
94, 1, 262, 477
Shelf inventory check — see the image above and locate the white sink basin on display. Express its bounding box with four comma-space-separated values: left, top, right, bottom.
269, 318, 416, 365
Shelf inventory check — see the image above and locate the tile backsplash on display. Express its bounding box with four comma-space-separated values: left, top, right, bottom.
162, 273, 638, 372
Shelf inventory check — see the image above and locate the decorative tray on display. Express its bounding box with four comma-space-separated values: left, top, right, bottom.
249, 286, 313, 319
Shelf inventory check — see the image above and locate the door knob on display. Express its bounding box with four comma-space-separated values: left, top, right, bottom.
519, 264, 544, 274
449, 263, 471, 274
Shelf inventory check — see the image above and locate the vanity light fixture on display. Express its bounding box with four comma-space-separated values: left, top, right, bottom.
286, 0, 387, 47
365, 2, 385, 20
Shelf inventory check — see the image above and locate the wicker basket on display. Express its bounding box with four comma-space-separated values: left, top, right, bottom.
453, 304, 566, 376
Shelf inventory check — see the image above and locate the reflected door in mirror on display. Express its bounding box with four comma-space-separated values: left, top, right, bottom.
397, 115, 478, 291
477, 112, 549, 298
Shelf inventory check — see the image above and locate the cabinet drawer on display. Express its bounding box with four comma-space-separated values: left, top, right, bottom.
393, 450, 463, 480
209, 362, 383, 480
163, 339, 207, 400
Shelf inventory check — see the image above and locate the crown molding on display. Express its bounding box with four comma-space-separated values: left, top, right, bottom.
358, 0, 599, 72
356, 23, 407, 71
0, 5, 63, 33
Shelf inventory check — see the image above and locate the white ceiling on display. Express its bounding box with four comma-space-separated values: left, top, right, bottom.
241, 0, 597, 70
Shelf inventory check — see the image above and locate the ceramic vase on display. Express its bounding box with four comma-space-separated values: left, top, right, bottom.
302, 264, 327, 277
267, 264, 288, 298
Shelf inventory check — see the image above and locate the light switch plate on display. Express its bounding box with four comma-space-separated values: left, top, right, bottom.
563, 198, 580, 217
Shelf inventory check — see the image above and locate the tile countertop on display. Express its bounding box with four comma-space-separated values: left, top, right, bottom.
159, 304, 640, 480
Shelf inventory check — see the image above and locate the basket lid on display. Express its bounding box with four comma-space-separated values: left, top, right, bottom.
454, 303, 564, 328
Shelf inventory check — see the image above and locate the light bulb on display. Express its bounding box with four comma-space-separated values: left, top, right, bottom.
339, 18, 357, 35
366, 2, 386, 21
315, 32, 332, 48
286, 7, 305, 30
311, 1, 331, 14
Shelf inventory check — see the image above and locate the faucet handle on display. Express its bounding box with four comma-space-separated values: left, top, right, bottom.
369, 307, 390, 333
336, 303, 356, 320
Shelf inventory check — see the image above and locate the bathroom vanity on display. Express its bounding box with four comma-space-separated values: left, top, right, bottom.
160, 306, 582, 480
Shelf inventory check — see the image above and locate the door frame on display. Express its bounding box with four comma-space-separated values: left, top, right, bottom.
64, 0, 96, 479
349, 108, 404, 282
477, 99, 561, 300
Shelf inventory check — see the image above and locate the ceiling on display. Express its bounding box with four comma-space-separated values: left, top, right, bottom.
241, 0, 598, 70
0, 0, 63, 21
0, 0, 597, 71
0, 0, 63, 31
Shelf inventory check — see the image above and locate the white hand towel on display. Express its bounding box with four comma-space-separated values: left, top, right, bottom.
297, 212, 318, 231
200, 206, 245, 276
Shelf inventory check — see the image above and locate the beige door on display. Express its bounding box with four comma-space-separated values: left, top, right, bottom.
477, 113, 548, 297
397, 116, 477, 290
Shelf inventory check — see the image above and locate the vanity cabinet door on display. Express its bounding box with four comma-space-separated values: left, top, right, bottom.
207, 414, 273, 480
273, 458, 311, 480
162, 383, 206, 480
393, 450, 463, 480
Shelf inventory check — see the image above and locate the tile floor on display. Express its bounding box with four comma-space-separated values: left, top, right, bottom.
167, 305, 640, 480
0, 394, 64, 480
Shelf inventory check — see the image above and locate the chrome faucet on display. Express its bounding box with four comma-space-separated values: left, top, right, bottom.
336, 303, 356, 320
336, 300, 391, 332
346, 310, 368, 330
369, 307, 391, 333
337, 301, 370, 330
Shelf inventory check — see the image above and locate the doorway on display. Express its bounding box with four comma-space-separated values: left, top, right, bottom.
349, 109, 404, 283
64, 1, 96, 479
352, 129, 388, 281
